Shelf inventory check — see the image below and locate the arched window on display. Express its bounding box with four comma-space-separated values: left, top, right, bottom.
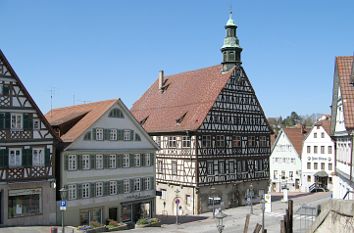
109, 108, 124, 118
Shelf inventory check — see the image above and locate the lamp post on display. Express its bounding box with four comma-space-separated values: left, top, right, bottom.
249, 183, 254, 215
175, 189, 180, 225
59, 187, 68, 233
210, 186, 216, 218
215, 209, 227, 233
261, 196, 265, 233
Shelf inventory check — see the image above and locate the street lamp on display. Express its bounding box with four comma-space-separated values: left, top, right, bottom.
215, 209, 227, 233
59, 187, 68, 233
210, 186, 216, 218
175, 189, 180, 225
249, 183, 254, 214
260, 196, 265, 233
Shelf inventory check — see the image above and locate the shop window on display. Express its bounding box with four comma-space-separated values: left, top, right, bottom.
79, 208, 102, 225
8, 188, 41, 218
121, 205, 132, 222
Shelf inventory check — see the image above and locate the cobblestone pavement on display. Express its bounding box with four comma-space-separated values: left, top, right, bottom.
0, 192, 331, 233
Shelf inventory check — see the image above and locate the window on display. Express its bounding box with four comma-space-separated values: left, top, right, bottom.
161, 189, 167, 200
123, 154, 129, 168
314, 162, 318, 170
281, 170, 285, 179
307, 146, 311, 154
83, 132, 91, 140
307, 175, 311, 182
182, 136, 191, 148
82, 155, 90, 170
321, 132, 325, 138
216, 135, 225, 148
9, 148, 21, 167
123, 180, 130, 193
248, 136, 256, 147
168, 136, 177, 148
68, 155, 77, 170
321, 162, 325, 170
96, 154, 103, 169
329, 177, 332, 184
134, 178, 140, 192
8, 188, 41, 218
135, 134, 141, 141
172, 161, 177, 175
109, 181, 117, 195
109, 108, 124, 118
202, 135, 211, 148
274, 170, 278, 179
307, 162, 311, 169
321, 146, 325, 154
158, 160, 163, 173
145, 177, 150, 190
328, 163, 333, 170
68, 184, 77, 200
229, 161, 235, 173
328, 146, 332, 154
11, 113, 22, 130
260, 136, 267, 147
96, 182, 103, 197
109, 155, 116, 169
314, 146, 318, 154
33, 119, 40, 129
314, 133, 317, 138
32, 148, 44, 167
219, 161, 225, 174
154, 136, 161, 147
207, 161, 214, 175
0, 84, 10, 95
96, 128, 103, 141
232, 136, 241, 148
135, 154, 140, 167
145, 154, 151, 166
110, 129, 117, 141
79, 208, 103, 225
82, 183, 90, 198
124, 130, 132, 141
186, 194, 192, 206
289, 171, 293, 179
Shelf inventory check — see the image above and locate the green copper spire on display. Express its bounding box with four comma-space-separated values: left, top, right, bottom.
221, 11, 243, 72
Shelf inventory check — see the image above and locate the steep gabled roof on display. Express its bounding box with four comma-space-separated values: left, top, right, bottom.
0, 50, 60, 142
283, 127, 308, 156
314, 117, 331, 136
334, 56, 354, 130
131, 64, 235, 133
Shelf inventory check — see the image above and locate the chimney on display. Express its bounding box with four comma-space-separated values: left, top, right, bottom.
158, 70, 164, 92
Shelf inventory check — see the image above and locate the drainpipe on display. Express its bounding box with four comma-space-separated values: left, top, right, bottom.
350, 132, 354, 184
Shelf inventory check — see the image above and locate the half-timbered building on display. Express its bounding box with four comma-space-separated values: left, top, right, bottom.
0, 50, 59, 226
131, 13, 272, 215
45, 99, 158, 226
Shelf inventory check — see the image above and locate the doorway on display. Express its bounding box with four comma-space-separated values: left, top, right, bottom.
109, 207, 118, 221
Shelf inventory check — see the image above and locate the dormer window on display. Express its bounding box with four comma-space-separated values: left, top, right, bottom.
109, 108, 124, 118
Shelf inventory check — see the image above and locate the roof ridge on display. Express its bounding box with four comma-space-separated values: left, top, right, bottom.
51, 99, 117, 111
165, 64, 226, 78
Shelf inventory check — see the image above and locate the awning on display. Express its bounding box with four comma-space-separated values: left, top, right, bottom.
314, 170, 328, 177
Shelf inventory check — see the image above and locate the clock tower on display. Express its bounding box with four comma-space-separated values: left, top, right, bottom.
221, 12, 243, 72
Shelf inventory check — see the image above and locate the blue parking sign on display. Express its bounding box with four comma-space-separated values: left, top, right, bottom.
60, 200, 67, 210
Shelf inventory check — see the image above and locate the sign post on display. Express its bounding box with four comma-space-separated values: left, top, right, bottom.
175, 198, 180, 225
264, 194, 272, 213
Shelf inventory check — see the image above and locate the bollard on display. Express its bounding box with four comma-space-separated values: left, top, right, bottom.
50, 226, 58, 233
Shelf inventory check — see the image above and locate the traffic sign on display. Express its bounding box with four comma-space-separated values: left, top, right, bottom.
60, 200, 67, 211
175, 198, 180, 205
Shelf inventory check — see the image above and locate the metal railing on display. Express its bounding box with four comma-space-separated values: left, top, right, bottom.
342, 190, 354, 200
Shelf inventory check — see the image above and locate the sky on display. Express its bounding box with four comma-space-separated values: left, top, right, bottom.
1, 0, 354, 118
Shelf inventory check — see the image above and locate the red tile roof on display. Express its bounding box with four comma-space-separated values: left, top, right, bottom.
315, 117, 331, 136
283, 127, 308, 156
336, 56, 354, 130
131, 65, 235, 133
45, 100, 116, 142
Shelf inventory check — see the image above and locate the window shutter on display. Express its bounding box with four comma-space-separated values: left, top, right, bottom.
102, 155, 108, 169
129, 154, 135, 167
90, 183, 96, 198
23, 113, 33, 130
141, 178, 146, 190
0, 113, 5, 130
130, 130, 134, 141
77, 155, 82, 170
118, 130, 124, 140
4, 113, 10, 129
104, 129, 109, 140
141, 154, 145, 167
3, 86, 10, 95
130, 179, 134, 193
77, 184, 82, 199
118, 180, 123, 194
0, 148, 8, 168
150, 153, 155, 166
117, 155, 123, 168
90, 155, 96, 169
64, 155, 68, 170
45, 148, 51, 167
22, 148, 32, 168
104, 181, 110, 196
150, 177, 154, 190
92, 129, 97, 140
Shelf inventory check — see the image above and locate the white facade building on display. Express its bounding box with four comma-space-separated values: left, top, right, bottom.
270, 127, 306, 192
301, 118, 335, 192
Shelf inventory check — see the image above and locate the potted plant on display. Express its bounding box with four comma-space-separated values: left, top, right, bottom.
105, 220, 128, 232
135, 217, 161, 228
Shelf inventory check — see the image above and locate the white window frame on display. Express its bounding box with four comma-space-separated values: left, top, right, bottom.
168, 136, 177, 148
96, 154, 103, 169
68, 184, 77, 200
109, 155, 116, 169
182, 136, 191, 148
124, 130, 131, 141
33, 119, 40, 130
135, 154, 140, 167
134, 178, 140, 192
68, 155, 77, 170
123, 179, 130, 193
82, 154, 90, 170
123, 154, 129, 168
145, 154, 151, 166
11, 113, 23, 130
9, 148, 22, 167
96, 128, 104, 141
109, 181, 117, 195
216, 135, 225, 148
82, 183, 90, 199
161, 189, 167, 200
145, 177, 150, 190
96, 182, 103, 197
32, 148, 45, 167
110, 129, 117, 141
202, 135, 211, 148
207, 161, 214, 175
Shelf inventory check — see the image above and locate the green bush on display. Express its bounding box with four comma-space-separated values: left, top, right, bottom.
89, 220, 103, 228
136, 218, 149, 225
150, 218, 160, 224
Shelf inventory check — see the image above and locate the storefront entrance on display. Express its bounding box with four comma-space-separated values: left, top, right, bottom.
121, 201, 152, 223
